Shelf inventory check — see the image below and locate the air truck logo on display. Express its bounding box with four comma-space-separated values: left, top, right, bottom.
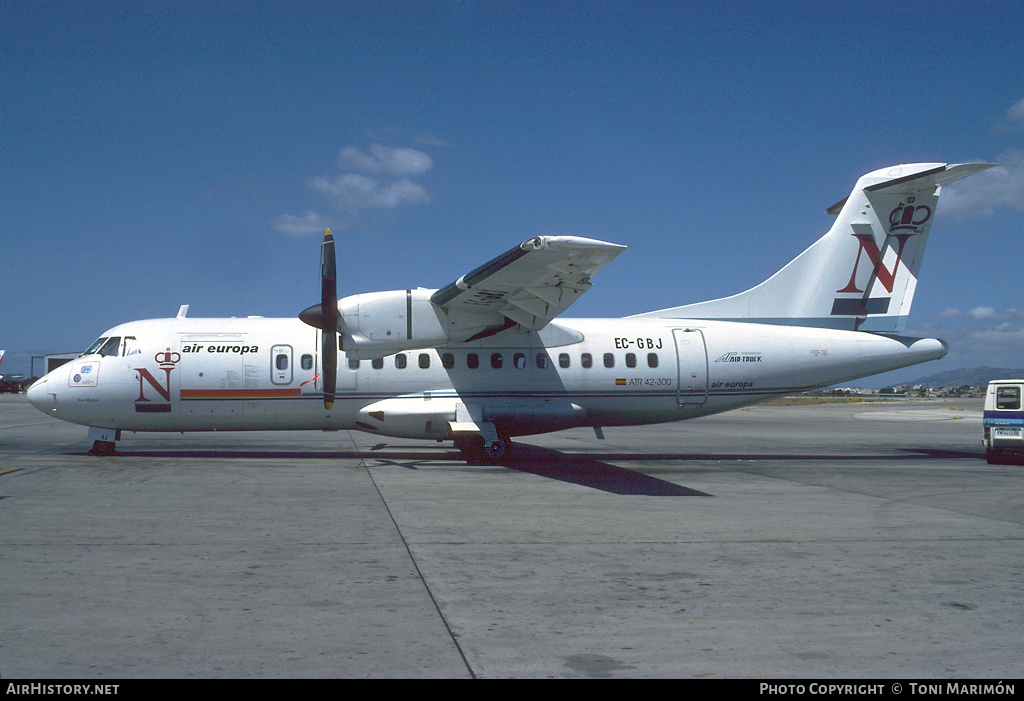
830, 200, 931, 317
134, 349, 179, 413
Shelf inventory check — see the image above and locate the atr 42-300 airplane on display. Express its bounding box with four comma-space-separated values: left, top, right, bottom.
28, 162, 993, 459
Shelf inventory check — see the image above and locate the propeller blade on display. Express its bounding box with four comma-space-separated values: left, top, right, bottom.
320, 229, 338, 409
296, 230, 341, 410
322, 329, 336, 409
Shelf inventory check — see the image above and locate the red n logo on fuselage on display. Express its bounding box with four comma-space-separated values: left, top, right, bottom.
134, 349, 179, 412
135, 367, 173, 402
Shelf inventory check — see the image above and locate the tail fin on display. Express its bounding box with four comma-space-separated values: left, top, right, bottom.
637, 162, 995, 332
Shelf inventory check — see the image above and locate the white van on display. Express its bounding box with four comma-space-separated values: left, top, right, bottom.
983, 380, 1024, 464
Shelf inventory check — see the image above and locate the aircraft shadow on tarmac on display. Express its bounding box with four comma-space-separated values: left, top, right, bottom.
69, 444, 706, 496
495, 446, 985, 496
67, 443, 986, 497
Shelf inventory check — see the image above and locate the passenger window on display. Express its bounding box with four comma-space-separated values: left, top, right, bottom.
604, 353, 614, 368
419, 353, 430, 369
491, 353, 503, 369
467, 353, 479, 369
996, 387, 1021, 410
372, 357, 384, 370
647, 353, 659, 368
626, 353, 636, 368
441, 353, 454, 369
276, 354, 289, 370
395, 354, 407, 369
348, 358, 360, 370
514, 353, 526, 369
536, 353, 548, 369
559, 353, 570, 369
581, 353, 592, 368
301, 354, 313, 370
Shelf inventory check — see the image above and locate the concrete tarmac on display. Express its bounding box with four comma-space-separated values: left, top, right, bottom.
1, 393, 1021, 679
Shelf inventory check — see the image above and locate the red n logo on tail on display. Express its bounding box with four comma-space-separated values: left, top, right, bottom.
836, 232, 916, 294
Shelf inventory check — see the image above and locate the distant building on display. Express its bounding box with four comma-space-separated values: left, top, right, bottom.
33, 353, 80, 377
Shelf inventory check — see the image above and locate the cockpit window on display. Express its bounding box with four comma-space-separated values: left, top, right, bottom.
84, 336, 134, 357
97, 337, 122, 357
122, 336, 140, 356
83, 337, 109, 356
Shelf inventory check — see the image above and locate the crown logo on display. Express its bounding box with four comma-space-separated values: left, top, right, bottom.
155, 348, 181, 367
889, 201, 931, 232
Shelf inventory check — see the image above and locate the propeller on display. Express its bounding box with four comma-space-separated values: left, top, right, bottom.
299, 229, 339, 409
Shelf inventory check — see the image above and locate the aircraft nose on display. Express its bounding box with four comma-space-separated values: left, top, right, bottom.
26, 376, 55, 414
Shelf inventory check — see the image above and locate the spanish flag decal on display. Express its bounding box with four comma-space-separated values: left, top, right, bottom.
615, 378, 626, 386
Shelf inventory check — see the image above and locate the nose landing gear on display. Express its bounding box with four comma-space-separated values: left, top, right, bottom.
87, 427, 120, 456
89, 440, 117, 456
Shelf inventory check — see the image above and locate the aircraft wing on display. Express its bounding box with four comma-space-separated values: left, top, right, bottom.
430, 236, 626, 333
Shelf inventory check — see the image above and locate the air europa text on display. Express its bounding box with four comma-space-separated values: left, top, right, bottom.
181, 345, 259, 355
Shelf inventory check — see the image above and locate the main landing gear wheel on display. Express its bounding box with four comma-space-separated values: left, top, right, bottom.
454, 435, 513, 463
484, 438, 512, 461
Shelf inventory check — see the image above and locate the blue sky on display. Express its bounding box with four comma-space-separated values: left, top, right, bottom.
3, 1, 1023, 387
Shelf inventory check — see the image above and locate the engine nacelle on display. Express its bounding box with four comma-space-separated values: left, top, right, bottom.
339, 289, 446, 358
338, 289, 507, 359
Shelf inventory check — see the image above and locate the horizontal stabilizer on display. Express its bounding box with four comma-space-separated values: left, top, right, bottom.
826, 162, 996, 215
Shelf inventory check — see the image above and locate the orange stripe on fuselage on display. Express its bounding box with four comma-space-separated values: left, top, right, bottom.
180, 388, 302, 399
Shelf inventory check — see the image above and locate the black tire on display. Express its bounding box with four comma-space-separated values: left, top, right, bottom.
454, 435, 513, 463
89, 440, 117, 456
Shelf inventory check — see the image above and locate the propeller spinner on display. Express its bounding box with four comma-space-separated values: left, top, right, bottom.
299, 229, 339, 409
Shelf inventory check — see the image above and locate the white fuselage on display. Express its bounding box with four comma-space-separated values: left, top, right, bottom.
27, 315, 946, 440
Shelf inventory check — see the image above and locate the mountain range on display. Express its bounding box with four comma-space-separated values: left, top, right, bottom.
877, 366, 1024, 390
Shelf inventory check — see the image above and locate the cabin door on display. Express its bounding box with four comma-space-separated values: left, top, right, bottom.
673, 328, 708, 405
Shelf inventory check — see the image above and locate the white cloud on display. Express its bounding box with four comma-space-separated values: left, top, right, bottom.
273, 143, 435, 236
956, 324, 1024, 365
968, 306, 997, 321
308, 174, 431, 210
338, 144, 433, 176
962, 306, 1024, 323
915, 307, 1024, 372
269, 210, 333, 237
940, 148, 1024, 218
995, 96, 1024, 133
1007, 97, 1024, 127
